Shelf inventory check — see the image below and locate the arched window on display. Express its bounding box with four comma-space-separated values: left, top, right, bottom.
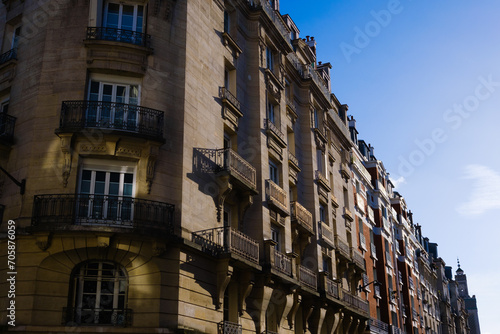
67, 261, 129, 326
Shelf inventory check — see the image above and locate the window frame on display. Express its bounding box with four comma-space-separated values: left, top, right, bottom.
70, 261, 129, 326
103, 1, 145, 33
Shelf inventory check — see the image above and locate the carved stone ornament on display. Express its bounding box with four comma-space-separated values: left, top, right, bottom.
59, 134, 73, 187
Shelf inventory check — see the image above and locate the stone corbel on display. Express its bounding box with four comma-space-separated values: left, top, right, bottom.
216, 259, 233, 309
342, 315, 354, 334
278, 291, 296, 330
302, 301, 315, 333
146, 145, 160, 194
152, 240, 166, 256
217, 175, 232, 222
238, 271, 254, 315
238, 192, 254, 228
287, 292, 301, 329
59, 134, 73, 187
312, 306, 328, 334
97, 235, 110, 248
35, 232, 52, 251
327, 310, 342, 334
254, 284, 274, 334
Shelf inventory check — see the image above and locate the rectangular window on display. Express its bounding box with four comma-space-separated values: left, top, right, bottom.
104, 2, 144, 33
88, 80, 140, 129
266, 46, 274, 71
269, 160, 279, 185
267, 101, 276, 124
271, 225, 280, 250
319, 203, 326, 223
223, 10, 229, 33
11, 26, 21, 49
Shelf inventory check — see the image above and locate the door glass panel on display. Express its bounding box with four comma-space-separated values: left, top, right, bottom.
136, 6, 144, 33
106, 3, 120, 29
121, 5, 135, 31
115, 86, 126, 127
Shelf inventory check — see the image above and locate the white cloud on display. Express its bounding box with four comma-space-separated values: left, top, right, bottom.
456, 164, 500, 215
390, 176, 406, 189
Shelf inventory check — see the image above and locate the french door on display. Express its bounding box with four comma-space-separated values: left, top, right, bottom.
88, 81, 139, 130
103, 2, 145, 44
78, 169, 134, 224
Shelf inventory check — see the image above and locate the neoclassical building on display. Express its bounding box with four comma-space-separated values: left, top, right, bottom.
0, 0, 478, 333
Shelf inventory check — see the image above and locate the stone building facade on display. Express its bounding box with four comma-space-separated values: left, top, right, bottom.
0, 0, 480, 333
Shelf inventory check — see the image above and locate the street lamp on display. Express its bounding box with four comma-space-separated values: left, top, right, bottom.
357, 280, 382, 292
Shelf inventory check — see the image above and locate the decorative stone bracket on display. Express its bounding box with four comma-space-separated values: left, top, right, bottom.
59, 134, 73, 187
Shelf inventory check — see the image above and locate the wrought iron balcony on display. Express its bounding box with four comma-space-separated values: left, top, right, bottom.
359, 232, 366, 249
351, 248, 365, 271
269, 246, 292, 276
319, 221, 335, 248
266, 179, 289, 215
342, 289, 369, 314
219, 87, 242, 115
335, 235, 351, 261
62, 307, 132, 326
58, 101, 164, 141
325, 277, 339, 299
374, 284, 382, 299
0, 48, 17, 65
386, 252, 393, 267
218, 320, 242, 334
86, 27, 151, 48
290, 201, 313, 234
0, 113, 16, 143
32, 194, 174, 234
192, 226, 259, 264
315, 170, 331, 192
298, 264, 317, 290
369, 318, 389, 334
195, 148, 257, 192
264, 118, 286, 148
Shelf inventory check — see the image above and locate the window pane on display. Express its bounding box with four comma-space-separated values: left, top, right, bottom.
80, 170, 92, 194
121, 5, 135, 31
89, 81, 100, 101
106, 3, 120, 29
136, 6, 144, 33
94, 171, 106, 195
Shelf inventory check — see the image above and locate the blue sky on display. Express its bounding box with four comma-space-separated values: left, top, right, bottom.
280, 1, 500, 333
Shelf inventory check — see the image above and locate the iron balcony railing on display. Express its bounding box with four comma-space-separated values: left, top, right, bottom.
270, 247, 292, 276
0, 48, 17, 65
192, 227, 259, 264
59, 101, 164, 140
266, 179, 288, 214
319, 221, 335, 248
264, 118, 286, 146
86, 26, 151, 48
62, 307, 132, 326
219, 87, 241, 111
315, 170, 331, 192
390, 326, 404, 334
335, 235, 351, 260
351, 248, 365, 271
288, 152, 299, 169
342, 289, 369, 314
247, 0, 292, 49
298, 264, 317, 290
196, 148, 257, 191
0, 113, 16, 143
325, 277, 339, 299
32, 194, 174, 233
290, 201, 313, 233
218, 320, 242, 334
409, 276, 415, 290
369, 318, 389, 334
